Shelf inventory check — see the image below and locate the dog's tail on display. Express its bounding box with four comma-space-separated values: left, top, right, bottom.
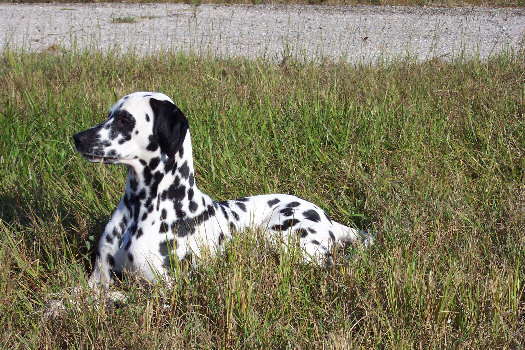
332, 221, 374, 248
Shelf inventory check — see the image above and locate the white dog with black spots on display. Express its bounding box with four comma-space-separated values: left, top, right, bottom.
73, 92, 373, 289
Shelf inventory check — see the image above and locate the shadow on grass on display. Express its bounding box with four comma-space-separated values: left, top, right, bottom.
0, 187, 109, 280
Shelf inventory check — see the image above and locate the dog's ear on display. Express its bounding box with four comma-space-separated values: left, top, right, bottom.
150, 98, 189, 158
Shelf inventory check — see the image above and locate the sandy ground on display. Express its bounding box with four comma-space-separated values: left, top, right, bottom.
1, 3, 523, 62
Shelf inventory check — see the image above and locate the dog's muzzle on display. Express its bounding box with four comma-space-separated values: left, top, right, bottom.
73, 129, 116, 163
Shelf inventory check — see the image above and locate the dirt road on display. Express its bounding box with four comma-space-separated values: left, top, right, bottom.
1, 3, 523, 62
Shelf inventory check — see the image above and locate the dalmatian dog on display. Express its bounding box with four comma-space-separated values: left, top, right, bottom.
73, 92, 373, 289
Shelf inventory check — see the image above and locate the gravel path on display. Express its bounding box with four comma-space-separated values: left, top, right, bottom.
1, 3, 523, 63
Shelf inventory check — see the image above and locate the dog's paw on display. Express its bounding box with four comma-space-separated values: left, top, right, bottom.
105, 290, 128, 309
43, 287, 83, 318
43, 287, 129, 318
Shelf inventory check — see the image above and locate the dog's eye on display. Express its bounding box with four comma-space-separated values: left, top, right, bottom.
116, 117, 128, 124
115, 115, 132, 127
112, 111, 135, 132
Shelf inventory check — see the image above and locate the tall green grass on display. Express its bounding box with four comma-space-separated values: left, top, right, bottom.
0, 49, 523, 348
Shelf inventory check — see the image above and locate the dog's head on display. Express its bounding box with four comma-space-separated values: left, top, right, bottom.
73, 92, 189, 165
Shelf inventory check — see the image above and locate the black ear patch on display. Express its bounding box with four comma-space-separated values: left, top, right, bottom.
150, 98, 189, 158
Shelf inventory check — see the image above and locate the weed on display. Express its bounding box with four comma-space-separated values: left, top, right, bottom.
111, 16, 139, 24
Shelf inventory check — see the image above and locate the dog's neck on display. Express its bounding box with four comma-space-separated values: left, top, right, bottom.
124, 132, 212, 221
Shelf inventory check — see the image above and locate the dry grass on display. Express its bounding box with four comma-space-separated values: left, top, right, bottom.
0, 49, 523, 348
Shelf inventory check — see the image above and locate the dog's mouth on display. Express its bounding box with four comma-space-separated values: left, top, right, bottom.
81, 154, 120, 164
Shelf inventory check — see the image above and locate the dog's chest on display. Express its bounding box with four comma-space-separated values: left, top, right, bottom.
115, 201, 230, 278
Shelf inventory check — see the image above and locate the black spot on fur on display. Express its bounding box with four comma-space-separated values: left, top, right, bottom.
173, 176, 180, 188
143, 167, 153, 185
236, 202, 247, 212
161, 209, 167, 220
308, 228, 316, 234
231, 211, 240, 221
229, 222, 236, 232
280, 207, 294, 216
296, 228, 308, 238
136, 228, 143, 238
164, 158, 176, 173
163, 256, 172, 269
118, 137, 129, 145
303, 209, 321, 223
105, 235, 113, 244
267, 198, 280, 207
311, 239, 320, 245
187, 188, 194, 200
150, 172, 164, 197
159, 240, 174, 256
130, 178, 138, 192
145, 113, 150, 122
219, 200, 230, 208
178, 161, 190, 179
123, 195, 131, 210
107, 254, 115, 267
218, 232, 225, 245
220, 205, 229, 219
129, 223, 137, 236
189, 200, 198, 213
176, 220, 196, 237
196, 208, 211, 223
159, 221, 169, 233
287, 201, 301, 208
189, 173, 195, 187
167, 183, 186, 201
149, 157, 160, 170
128, 253, 134, 262
237, 197, 249, 202
178, 147, 184, 158
139, 159, 147, 166
124, 240, 131, 250
329, 231, 335, 241
271, 218, 299, 231
141, 212, 148, 221
146, 135, 159, 152
110, 110, 136, 140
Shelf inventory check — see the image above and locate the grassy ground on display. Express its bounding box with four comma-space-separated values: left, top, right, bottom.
0, 49, 523, 348
3, 0, 525, 8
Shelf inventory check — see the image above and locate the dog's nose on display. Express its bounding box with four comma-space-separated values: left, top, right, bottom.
73, 132, 81, 148
73, 132, 86, 151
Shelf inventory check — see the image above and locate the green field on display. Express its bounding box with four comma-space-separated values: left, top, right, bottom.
0, 49, 523, 348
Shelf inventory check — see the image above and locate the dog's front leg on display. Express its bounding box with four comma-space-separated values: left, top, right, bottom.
89, 198, 130, 289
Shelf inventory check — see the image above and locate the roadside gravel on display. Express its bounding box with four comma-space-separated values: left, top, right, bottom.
1, 3, 523, 62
